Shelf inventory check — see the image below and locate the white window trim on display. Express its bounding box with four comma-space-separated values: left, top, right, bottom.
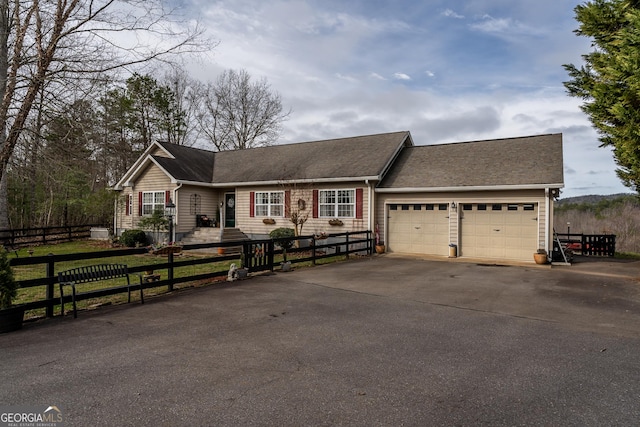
319, 189, 355, 218
142, 191, 165, 216
255, 191, 285, 217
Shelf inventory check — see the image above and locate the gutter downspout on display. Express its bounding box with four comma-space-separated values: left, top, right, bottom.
113, 194, 118, 237
365, 179, 373, 231
545, 188, 550, 253
174, 183, 183, 241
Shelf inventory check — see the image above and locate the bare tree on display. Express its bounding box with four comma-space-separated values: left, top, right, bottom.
0, 0, 210, 227
195, 69, 290, 151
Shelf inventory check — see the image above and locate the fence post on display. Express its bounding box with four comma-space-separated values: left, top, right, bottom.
46, 253, 55, 318
168, 252, 174, 291
312, 236, 317, 265
345, 232, 350, 259
268, 240, 275, 272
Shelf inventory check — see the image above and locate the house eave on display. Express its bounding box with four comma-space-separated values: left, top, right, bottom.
212, 176, 381, 188
113, 141, 168, 189
376, 183, 564, 193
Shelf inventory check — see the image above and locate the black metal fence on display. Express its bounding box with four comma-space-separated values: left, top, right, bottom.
555, 233, 616, 257
9, 230, 372, 318
0, 224, 100, 249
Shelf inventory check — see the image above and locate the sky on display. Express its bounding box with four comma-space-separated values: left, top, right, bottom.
180, 0, 630, 199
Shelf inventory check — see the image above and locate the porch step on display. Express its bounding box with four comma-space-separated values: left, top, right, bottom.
180, 227, 222, 245
179, 227, 251, 248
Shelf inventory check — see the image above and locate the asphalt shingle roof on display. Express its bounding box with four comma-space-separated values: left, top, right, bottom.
152, 143, 215, 183
211, 131, 411, 183
378, 134, 564, 189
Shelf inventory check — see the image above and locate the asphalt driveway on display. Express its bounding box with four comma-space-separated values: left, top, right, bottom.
2, 255, 640, 426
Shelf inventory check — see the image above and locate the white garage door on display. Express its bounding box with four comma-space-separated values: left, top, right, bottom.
460, 203, 538, 261
388, 203, 450, 256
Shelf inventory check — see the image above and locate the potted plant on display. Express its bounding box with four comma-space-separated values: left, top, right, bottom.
328, 219, 343, 226
533, 249, 548, 265
0, 246, 23, 333
270, 227, 295, 271
374, 223, 385, 254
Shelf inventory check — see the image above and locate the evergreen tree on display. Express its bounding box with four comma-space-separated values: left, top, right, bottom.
564, 0, 640, 193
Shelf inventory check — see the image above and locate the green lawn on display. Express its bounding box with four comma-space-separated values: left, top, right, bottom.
9, 240, 354, 320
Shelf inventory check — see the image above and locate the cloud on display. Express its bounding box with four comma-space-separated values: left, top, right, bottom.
442, 9, 465, 19
470, 14, 542, 37
181, 0, 628, 197
393, 72, 411, 80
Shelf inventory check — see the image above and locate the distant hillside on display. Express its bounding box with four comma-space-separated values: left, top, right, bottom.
556, 193, 634, 206
554, 193, 640, 253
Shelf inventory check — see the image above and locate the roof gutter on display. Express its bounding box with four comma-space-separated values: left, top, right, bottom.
375, 183, 564, 193
211, 176, 381, 188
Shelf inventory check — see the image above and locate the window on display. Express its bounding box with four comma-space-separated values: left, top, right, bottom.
319, 189, 355, 218
523, 204, 535, 211
508, 204, 519, 211
462, 204, 473, 211
255, 191, 284, 217
492, 204, 503, 211
142, 191, 166, 216
477, 204, 487, 211
438, 204, 448, 211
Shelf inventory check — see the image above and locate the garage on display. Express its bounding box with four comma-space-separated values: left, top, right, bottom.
387, 203, 450, 256
460, 203, 538, 261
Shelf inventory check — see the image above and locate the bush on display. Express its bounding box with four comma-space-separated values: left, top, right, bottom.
119, 229, 148, 247
269, 227, 295, 249
269, 227, 295, 262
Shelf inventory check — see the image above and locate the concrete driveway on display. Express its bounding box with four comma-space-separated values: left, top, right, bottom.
2, 255, 640, 426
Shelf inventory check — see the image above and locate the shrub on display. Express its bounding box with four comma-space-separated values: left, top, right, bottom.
0, 247, 17, 309
119, 229, 149, 247
269, 227, 295, 262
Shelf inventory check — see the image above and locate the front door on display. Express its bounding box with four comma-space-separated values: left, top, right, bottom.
225, 193, 236, 227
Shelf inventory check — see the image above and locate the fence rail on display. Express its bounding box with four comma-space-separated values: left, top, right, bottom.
0, 224, 101, 249
555, 233, 616, 257
9, 230, 372, 318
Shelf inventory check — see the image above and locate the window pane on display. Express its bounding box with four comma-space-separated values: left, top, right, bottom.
256, 206, 268, 216
319, 205, 334, 217
338, 190, 353, 203
271, 192, 283, 204
320, 190, 335, 204
154, 192, 165, 204
256, 192, 268, 204
271, 205, 283, 217
338, 205, 353, 217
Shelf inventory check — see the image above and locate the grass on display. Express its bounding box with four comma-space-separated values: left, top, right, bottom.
10, 241, 242, 320
9, 240, 358, 320
614, 251, 640, 260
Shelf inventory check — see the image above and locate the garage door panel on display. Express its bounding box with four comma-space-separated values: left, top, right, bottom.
461, 203, 537, 261
388, 204, 449, 256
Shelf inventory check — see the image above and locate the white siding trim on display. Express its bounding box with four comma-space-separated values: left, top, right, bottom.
377, 184, 564, 193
